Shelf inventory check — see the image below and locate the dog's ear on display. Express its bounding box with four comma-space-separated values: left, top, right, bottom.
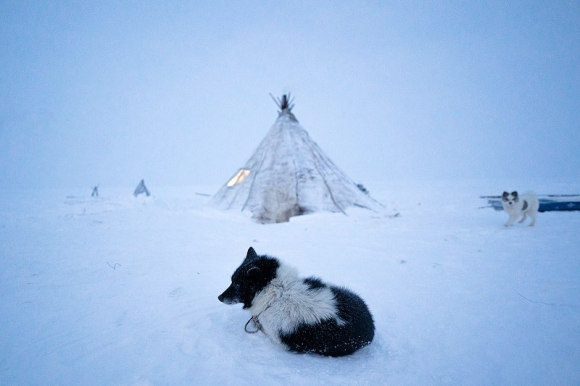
502, 191, 509, 198
512, 191, 518, 197
246, 266, 261, 279
245, 247, 258, 261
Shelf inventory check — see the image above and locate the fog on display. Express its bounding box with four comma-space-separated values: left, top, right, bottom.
1, 1, 579, 191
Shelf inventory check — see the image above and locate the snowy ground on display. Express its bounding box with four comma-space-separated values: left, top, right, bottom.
1, 180, 579, 385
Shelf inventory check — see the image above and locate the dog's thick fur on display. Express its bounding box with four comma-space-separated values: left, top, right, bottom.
218, 247, 375, 357
501, 190, 539, 226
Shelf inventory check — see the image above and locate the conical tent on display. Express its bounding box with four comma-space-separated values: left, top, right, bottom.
209, 95, 385, 223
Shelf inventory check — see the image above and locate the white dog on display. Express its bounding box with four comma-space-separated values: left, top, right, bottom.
501, 191, 539, 226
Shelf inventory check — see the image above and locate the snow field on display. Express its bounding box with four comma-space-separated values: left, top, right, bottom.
1, 180, 579, 385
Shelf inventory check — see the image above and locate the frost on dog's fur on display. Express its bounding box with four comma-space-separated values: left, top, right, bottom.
501, 190, 540, 226
218, 247, 375, 356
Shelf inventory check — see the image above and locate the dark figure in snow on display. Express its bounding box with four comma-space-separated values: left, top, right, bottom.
91, 186, 99, 197
134, 179, 151, 197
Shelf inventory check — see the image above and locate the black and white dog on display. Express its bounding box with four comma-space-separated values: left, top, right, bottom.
218, 247, 375, 357
501, 191, 539, 226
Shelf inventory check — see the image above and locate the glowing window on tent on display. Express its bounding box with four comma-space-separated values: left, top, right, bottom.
227, 169, 250, 187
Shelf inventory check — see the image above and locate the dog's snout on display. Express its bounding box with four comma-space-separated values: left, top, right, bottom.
218, 287, 232, 303
218, 285, 240, 305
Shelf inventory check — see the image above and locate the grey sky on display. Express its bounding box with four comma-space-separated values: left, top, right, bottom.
1, 1, 579, 190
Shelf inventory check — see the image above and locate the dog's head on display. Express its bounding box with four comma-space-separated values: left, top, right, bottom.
218, 247, 280, 309
502, 191, 519, 206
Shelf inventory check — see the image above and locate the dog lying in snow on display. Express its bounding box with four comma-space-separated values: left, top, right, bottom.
501, 191, 539, 226
218, 247, 375, 356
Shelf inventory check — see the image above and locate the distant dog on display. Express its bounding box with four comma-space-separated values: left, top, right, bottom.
218, 247, 375, 356
501, 191, 539, 226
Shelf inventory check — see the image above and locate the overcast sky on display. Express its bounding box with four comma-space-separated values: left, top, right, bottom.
1, 1, 579, 191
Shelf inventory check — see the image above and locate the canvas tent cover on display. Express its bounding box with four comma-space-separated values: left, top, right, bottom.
209, 96, 385, 223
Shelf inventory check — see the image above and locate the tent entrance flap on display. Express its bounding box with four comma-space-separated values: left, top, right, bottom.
227, 169, 250, 187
